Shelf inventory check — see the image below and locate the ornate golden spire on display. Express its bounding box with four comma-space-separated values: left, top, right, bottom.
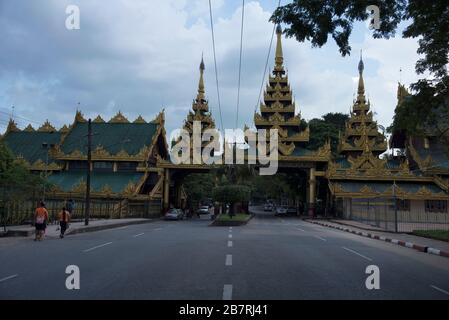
6, 119, 19, 133
356, 51, 366, 105
192, 56, 209, 113
274, 24, 284, 72
197, 55, 206, 102
397, 82, 410, 106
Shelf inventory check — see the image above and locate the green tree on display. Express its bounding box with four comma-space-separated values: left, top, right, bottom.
271, 0, 449, 135
183, 173, 215, 209
212, 184, 251, 215
307, 113, 349, 154
0, 141, 47, 201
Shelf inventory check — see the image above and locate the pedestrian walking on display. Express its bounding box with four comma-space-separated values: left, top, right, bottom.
58, 207, 71, 238
34, 201, 48, 241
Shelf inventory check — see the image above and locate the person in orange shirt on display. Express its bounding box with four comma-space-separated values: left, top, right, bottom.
58, 207, 71, 239
34, 201, 49, 241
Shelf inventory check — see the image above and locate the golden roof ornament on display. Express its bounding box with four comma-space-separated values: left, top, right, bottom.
6, 119, 20, 133
38, 120, 57, 132
93, 115, 105, 123
151, 109, 165, 125
133, 115, 147, 124
59, 124, 70, 133
397, 82, 410, 106
24, 124, 35, 132
75, 110, 87, 123
109, 111, 129, 123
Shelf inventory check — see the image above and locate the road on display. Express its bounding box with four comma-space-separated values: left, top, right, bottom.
1, 206, 449, 299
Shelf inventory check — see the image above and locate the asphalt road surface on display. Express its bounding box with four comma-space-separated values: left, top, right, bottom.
1, 207, 449, 300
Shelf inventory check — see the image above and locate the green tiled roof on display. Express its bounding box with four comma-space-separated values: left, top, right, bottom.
47, 171, 144, 193
414, 143, 449, 170
3, 131, 62, 164
61, 122, 158, 156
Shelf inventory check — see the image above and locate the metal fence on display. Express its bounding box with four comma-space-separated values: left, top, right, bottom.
1, 197, 162, 228
342, 197, 449, 233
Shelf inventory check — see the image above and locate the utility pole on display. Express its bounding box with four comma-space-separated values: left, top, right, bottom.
393, 180, 398, 233
42, 142, 49, 202
84, 119, 92, 226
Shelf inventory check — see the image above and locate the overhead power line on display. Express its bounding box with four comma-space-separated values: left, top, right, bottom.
208, 0, 224, 133
254, 0, 282, 115
235, 0, 245, 129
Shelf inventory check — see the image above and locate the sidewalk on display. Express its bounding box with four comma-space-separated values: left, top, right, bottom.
2, 218, 154, 238
306, 219, 449, 259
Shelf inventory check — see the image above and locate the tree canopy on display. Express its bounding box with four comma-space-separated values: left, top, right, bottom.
0, 141, 47, 202
271, 0, 449, 136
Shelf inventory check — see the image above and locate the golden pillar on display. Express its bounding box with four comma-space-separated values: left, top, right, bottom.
308, 167, 316, 217
163, 168, 170, 212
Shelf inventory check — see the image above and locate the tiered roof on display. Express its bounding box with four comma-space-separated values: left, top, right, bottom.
338, 54, 387, 157
254, 25, 329, 162
328, 58, 447, 200
177, 57, 217, 162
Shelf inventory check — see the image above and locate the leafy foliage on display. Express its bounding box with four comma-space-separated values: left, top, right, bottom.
271, 0, 449, 135
308, 112, 349, 154
0, 141, 48, 202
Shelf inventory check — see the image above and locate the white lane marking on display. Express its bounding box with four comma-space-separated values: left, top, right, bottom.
133, 233, 145, 238
431, 285, 449, 296
314, 235, 327, 241
342, 246, 373, 261
228, 240, 233, 247
229, 227, 233, 230
116, 226, 128, 230
296, 227, 306, 232
154, 228, 163, 231
83, 242, 113, 253
0, 274, 18, 283
225, 254, 233, 266
229, 234, 233, 239
223, 284, 233, 300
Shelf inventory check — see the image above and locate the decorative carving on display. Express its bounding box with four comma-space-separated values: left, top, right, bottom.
75, 110, 87, 123
93, 115, 105, 123
122, 181, 137, 196
71, 179, 87, 193
92, 145, 111, 158
38, 120, 57, 132
109, 111, 129, 123
24, 124, 35, 132
278, 142, 295, 156
133, 115, 147, 124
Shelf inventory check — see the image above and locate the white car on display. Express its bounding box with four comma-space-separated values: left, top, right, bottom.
275, 206, 288, 216
197, 206, 210, 215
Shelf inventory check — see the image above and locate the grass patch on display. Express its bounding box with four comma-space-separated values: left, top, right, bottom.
216, 213, 250, 222
412, 230, 449, 242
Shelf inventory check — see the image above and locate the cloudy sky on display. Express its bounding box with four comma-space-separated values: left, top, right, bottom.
0, 0, 423, 138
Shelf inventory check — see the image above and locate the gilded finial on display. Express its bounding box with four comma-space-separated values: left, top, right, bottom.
197, 56, 206, 102
274, 24, 284, 70
356, 50, 366, 104
358, 50, 364, 74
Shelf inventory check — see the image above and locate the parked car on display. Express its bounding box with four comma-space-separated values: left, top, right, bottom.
264, 204, 273, 211
287, 206, 297, 214
275, 206, 288, 216
197, 206, 210, 215
165, 208, 184, 220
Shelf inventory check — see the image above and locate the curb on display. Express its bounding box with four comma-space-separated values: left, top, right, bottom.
306, 220, 449, 259
65, 219, 155, 235
210, 214, 254, 227
2, 219, 156, 238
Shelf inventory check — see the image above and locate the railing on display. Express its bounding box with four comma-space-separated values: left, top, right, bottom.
342, 197, 449, 233
0, 197, 162, 227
